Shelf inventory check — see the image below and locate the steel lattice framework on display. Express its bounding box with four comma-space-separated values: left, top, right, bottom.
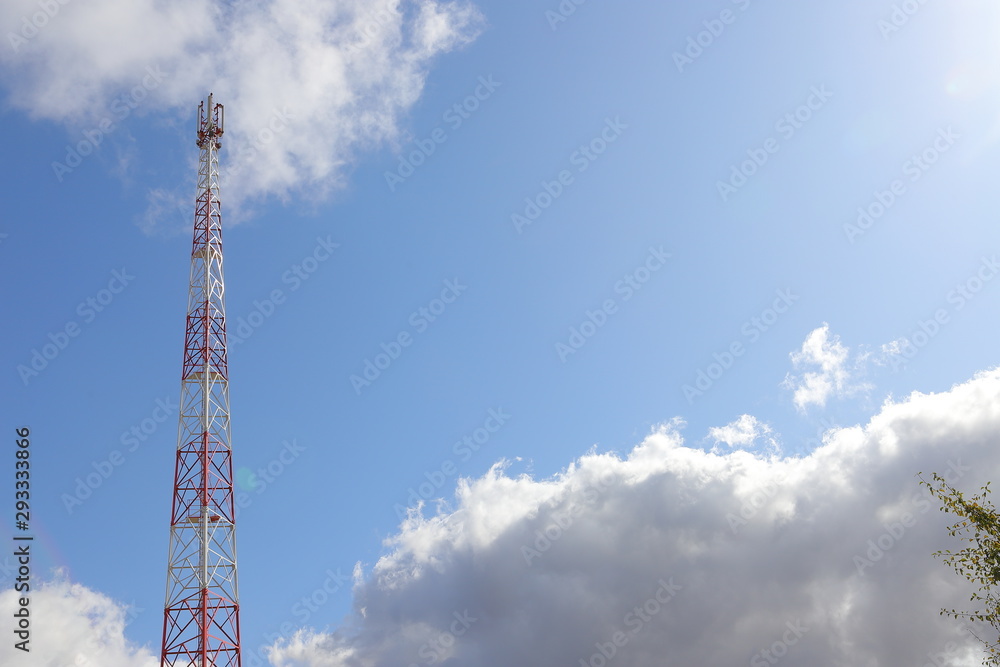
160, 94, 242, 667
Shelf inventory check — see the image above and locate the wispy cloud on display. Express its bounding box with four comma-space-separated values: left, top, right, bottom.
783, 324, 870, 411
0, 0, 483, 227
708, 414, 774, 451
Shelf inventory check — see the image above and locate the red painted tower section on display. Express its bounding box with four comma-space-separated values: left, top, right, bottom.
160, 94, 241, 667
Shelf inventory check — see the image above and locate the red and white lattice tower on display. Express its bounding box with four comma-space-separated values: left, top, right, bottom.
160, 93, 242, 667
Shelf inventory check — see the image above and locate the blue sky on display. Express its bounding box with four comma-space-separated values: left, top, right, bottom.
3, 0, 1000, 665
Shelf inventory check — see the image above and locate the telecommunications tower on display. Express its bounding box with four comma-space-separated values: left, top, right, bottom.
160, 93, 242, 667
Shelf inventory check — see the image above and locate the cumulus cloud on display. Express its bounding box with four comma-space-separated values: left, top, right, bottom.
0, 571, 156, 666
707, 414, 773, 450
0, 0, 483, 225
263, 369, 1000, 666
11, 373, 1000, 666
783, 324, 870, 411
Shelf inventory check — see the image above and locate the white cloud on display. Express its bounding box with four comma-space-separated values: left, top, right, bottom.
783, 324, 870, 411
10, 372, 1000, 666
0, 571, 156, 667
707, 414, 772, 450
265, 369, 1000, 666
0, 0, 483, 226
880, 337, 906, 357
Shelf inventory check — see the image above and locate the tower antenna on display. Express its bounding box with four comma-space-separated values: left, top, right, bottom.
160, 93, 242, 667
